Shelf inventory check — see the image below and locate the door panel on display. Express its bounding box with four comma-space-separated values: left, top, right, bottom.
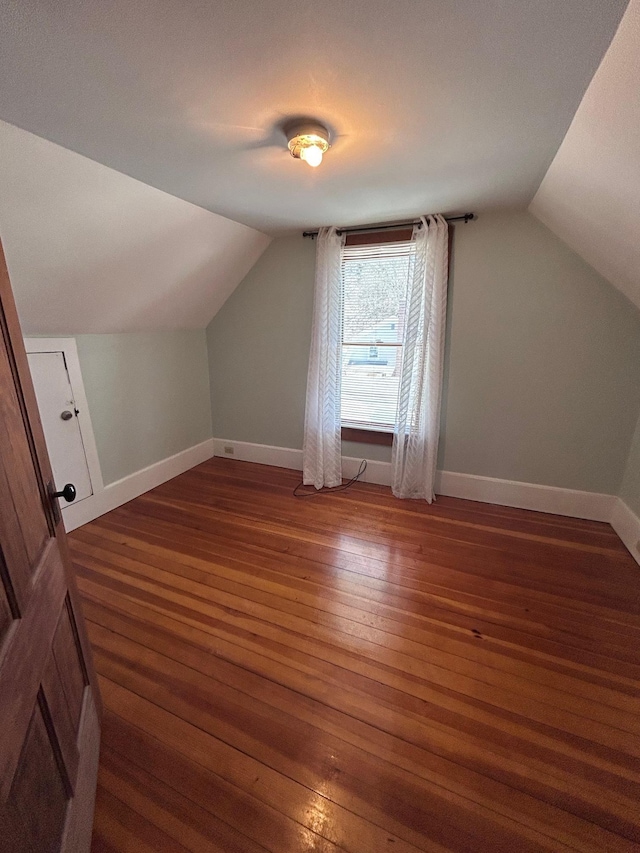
7, 697, 70, 853
41, 634, 81, 793
27, 352, 93, 503
0, 239, 100, 853
0, 344, 50, 569
0, 550, 13, 641
0, 461, 34, 612
0, 539, 68, 801
52, 599, 89, 735
0, 593, 11, 639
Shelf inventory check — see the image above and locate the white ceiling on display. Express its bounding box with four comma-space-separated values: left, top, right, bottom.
530, 0, 640, 312
0, 0, 628, 234
0, 120, 270, 334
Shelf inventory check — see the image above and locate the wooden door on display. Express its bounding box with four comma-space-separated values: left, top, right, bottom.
0, 240, 101, 853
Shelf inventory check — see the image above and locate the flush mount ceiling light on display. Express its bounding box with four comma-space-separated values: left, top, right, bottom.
285, 120, 330, 168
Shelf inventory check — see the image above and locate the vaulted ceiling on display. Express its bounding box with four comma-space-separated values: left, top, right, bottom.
530, 0, 640, 312
0, 120, 270, 334
0, 0, 628, 233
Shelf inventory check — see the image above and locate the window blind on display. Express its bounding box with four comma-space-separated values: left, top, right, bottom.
341, 241, 414, 431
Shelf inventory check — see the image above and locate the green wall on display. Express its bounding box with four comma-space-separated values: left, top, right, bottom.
206, 211, 640, 495
76, 331, 212, 485
207, 236, 316, 450
620, 415, 640, 516
441, 212, 640, 493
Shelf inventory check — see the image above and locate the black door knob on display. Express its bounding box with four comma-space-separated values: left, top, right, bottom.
52, 483, 77, 503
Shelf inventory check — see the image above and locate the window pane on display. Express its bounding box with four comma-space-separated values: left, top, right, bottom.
340, 242, 412, 430
342, 252, 410, 343
341, 348, 401, 429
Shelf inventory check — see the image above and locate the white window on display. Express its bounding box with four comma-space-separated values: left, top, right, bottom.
340, 240, 414, 432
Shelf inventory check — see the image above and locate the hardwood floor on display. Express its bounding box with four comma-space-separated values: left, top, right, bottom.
68, 457, 640, 852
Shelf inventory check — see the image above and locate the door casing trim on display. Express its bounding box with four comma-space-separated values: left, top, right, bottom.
24, 338, 104, 507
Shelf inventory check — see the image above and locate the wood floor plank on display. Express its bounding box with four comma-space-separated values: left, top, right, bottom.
74, 549, 640, 764
91, 786, 194, 853
100, 711, 350, 853
85, 605, 640, 849
81, 517, 640, 690
75, 556, 640, 776
89, 630, 596, 851
68, 458, 640, 852
98, 749, 270, 853
109, 495, 640, 624
71, 531, 640, 727
77, 572, 640, 805
79, 593, 640, 825
74, 532, 640, 708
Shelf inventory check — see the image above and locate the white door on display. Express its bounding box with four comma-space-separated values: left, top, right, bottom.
27, 351, 93, 501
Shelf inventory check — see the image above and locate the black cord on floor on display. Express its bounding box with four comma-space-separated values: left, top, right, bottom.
293, 460, 367, 497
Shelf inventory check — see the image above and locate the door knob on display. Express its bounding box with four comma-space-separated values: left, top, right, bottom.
52, 483, 77, 503
60, 410, 73, 421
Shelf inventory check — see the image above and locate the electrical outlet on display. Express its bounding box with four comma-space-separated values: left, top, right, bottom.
224, 445, 234, 455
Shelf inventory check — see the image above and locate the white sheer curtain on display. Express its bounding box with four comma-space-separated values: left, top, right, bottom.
392, 214, 449, 502
302, 227, 346, 489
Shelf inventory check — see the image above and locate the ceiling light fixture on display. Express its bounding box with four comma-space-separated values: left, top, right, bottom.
285, 120, 330, 168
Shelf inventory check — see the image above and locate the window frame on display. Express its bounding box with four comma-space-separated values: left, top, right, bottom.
340, 228, 413, 445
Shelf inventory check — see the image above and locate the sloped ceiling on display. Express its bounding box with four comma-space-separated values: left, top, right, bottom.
0, 120, 271, 334
0, 0, 628, 233
530, 0, 640, 311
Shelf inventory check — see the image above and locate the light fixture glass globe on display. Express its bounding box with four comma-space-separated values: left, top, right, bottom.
301, 144, 323, 167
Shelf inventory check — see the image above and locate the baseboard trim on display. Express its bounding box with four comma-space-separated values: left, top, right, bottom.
610, 498, 640, 567
63, 434, 638, 561
213, 438, 303, 471
62, 438, 214, 532
342, 455, 393, 486
212, 438, 393, 486
212, 438, 617, 522
435, 470, 615, 522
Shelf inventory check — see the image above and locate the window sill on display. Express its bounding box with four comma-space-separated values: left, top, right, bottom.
341, 427, 394, 446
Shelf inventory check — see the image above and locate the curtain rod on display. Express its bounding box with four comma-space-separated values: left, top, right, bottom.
302, 213, 475, 238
